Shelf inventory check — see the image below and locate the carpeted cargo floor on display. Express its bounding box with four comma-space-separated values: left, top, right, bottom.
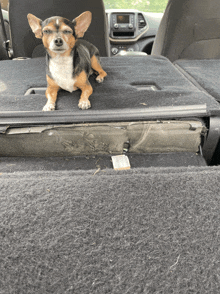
1, 165, 220, 293
0, 152, 207, 172
0, 56, 219, 113
175, 59, 220, 103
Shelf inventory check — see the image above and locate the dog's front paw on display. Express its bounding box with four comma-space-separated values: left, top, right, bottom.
78, 99, 91, 110
96, 71, 107, 83
43, 103, 55, 111
96, 75, 105, 83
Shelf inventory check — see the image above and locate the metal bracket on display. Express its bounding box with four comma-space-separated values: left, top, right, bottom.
202, 116, 220, 164
3, 39, 13, 58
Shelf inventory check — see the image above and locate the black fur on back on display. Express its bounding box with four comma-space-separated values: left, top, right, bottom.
72, 39, 100, 76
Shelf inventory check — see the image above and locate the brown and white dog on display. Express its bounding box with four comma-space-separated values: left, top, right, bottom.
27, 11, 107, 111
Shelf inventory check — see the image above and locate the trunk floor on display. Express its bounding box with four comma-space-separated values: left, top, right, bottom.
0, 164, 220, 293
0, 152, 206, 173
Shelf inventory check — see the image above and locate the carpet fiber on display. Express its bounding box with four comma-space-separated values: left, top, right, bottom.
0, 152, 207, 173
0, 56, 219, 113
175, 59, 220, 103
1, 166, 220, 293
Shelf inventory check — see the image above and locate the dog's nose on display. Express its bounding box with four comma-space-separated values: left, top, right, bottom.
54, 37, 63, 47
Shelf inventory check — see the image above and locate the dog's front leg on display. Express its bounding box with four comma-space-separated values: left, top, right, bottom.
91, 55, 107, 83
43, 75, 60, 111
75, 71, 93, 110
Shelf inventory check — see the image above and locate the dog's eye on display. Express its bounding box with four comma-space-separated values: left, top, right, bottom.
43, 30, 52, 34
63, 30, 72, 34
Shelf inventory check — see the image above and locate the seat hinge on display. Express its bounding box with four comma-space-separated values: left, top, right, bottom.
202, 116, 220, 164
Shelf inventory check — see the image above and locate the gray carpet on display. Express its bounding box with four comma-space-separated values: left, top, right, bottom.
0, 152, 207, 172
1, 165, 220, 293
0, 56, 219, 113
175, 59, 220, 103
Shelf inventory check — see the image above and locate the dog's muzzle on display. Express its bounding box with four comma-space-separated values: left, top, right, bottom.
54, 37, 63, 47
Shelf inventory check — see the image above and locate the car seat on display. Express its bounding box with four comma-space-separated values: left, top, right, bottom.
151, 0, 220, 62
8, 0, 109, 58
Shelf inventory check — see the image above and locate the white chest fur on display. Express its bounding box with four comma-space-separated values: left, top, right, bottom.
49, 55, 76, 93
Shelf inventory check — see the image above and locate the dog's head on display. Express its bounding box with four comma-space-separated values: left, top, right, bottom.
27, 11, 92, 56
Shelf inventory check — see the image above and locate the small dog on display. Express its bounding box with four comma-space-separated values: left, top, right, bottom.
27, 11, 107, 111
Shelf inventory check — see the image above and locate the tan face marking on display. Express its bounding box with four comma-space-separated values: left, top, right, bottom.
42, 23, 57, 53
59, 23, 75, 51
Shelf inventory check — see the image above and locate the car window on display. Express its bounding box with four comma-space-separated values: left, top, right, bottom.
1, 0, 169, 13
103, 0, 169, 13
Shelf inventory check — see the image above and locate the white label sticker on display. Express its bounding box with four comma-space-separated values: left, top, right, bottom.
111, 155, 131, 170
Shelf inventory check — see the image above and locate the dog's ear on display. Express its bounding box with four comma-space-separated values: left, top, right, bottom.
27, 14, 43, 39
73, 11, 92, 38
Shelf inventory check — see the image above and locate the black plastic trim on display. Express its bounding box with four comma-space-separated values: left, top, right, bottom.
0, 104, 208, 126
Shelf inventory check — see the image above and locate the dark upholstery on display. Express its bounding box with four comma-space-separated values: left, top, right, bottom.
175, 59, 220, 103
9, 0, 109, 58
152, 0, 220, 62
3, 165, 220, 293
0, 56, 219, 114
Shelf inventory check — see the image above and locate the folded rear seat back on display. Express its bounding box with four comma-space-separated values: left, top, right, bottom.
174, 59, 220, 103
0, 55, 218, 160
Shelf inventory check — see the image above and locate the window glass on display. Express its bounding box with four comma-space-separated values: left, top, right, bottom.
104, 0, 169, 13
1, 0, 169, 13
